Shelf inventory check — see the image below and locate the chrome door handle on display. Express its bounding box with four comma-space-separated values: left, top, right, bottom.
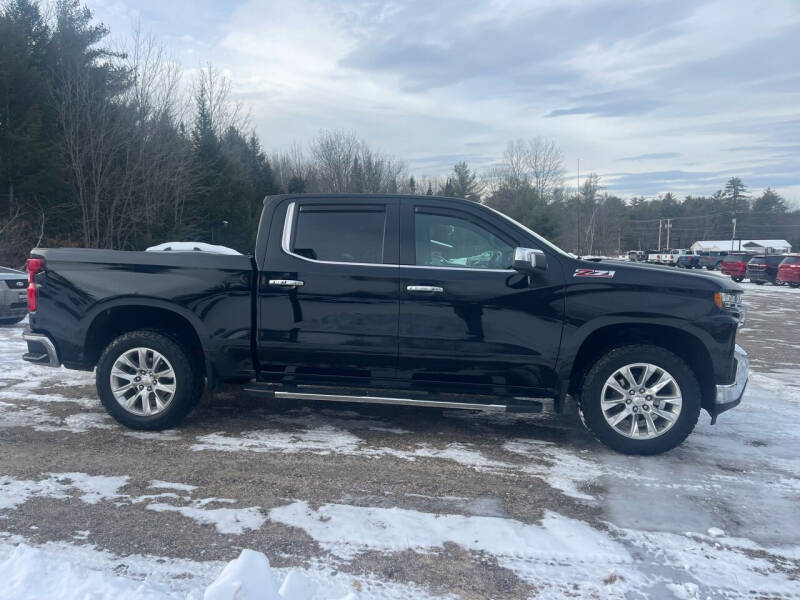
407, 285, 443, 293
268, 279, 304, 288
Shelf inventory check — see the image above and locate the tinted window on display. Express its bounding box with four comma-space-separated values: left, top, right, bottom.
292, 205, 386, 264
766, 255, 785, 265
727, 254, 751, 261
415, 212, 513, 269
781, 256, 800, 265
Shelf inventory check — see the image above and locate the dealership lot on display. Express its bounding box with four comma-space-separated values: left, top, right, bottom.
1, 282, 799, 599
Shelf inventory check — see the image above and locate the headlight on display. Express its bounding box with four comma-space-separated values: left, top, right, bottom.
714, 291, 741, 308
714, 291, 745, 327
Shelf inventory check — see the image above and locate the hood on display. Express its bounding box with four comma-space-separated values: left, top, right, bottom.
0, 267, 26, 279
571, 258, 742, 293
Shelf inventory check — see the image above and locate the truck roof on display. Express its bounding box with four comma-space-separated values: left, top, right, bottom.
263, 192, 464, 205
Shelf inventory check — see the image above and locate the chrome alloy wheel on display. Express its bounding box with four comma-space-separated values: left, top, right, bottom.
600, 363, 682, 439
110, 347, 177, 416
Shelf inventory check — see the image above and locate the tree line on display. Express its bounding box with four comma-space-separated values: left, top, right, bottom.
1, 0, 797, 267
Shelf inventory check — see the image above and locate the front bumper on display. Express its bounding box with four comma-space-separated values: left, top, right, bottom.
22, 331, 61, 367
712, 344, 749, 422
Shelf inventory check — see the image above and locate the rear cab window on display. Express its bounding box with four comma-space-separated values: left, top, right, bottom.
287, 203, 388, 264
780, 256, 800, 265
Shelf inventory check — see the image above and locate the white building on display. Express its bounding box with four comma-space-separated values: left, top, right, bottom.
690, 239, 791, 254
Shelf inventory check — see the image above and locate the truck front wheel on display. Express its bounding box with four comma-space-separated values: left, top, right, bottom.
96, 330, 203, 430
578, 345, 701, 455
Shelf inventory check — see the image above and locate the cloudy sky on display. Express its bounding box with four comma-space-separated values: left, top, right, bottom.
89, 0, 800, 201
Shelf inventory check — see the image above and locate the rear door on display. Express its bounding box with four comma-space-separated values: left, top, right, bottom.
397, 199, 564, 396
257, 197, 399, 385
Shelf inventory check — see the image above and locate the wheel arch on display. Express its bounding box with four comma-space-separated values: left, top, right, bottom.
83, 300, 208, 376
565, 323, 716, 413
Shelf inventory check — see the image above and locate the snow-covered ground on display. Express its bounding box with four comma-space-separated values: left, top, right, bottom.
1, 282, 799, 599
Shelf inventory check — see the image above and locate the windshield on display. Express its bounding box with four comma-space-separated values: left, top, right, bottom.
485, 205, 571, 257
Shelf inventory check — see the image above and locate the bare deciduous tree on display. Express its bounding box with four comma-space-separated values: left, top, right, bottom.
527, 137, 564, 200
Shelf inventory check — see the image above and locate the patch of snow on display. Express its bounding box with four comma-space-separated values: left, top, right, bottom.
124, 430, 183, 441
707, 527, 725, 538
667, 582, 700, 600
146, 502, 266, 535
146, 241, 241, 255
615, 526, 800, 598
150, 480, 198, 492
0, 535, 453, 600
36, 412, 114, 433
0, 473, 266, 536
503, 439, 604, 500
0, 543, 188, 600
203, 549, 280, 599
268, 500, 629, 564
0, 472, 128, 510
192, 426, 362, 455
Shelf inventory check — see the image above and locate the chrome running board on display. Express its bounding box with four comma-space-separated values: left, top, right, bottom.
274, 391, 507, 412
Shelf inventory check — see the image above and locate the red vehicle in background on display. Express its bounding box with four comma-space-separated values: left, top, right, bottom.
777, 255, 800, 288
721, 253, 752, 282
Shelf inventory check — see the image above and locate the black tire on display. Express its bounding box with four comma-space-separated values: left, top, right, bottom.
0, 316, 26, 325
732, 276, 744, 283
791, 283, 799, 288
578, 345, 701, 455
96, 330, 203, 430
754, 281, 764, 285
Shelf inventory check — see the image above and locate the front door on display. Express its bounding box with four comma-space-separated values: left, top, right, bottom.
398, 199, 564, 396
257, 198, 399, 385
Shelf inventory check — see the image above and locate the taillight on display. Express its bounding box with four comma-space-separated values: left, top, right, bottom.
26, 257, 45, 312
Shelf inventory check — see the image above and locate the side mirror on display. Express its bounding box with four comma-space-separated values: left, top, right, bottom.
513, 247, 547, 272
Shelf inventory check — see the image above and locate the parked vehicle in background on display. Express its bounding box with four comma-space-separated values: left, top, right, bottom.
662, 249, 691, 266
677, 254, 701, 269
746, 255, 785, 285
698, 251, 729, 270
627, 251, 646, 262
777, 255, 800, 287
646, 249, 663, 263
22, 193, 749, 455
0, 266, 29, 325
721, 253, 753, 282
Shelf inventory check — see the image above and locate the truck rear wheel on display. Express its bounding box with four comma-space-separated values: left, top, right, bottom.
96, 330, 203, 430
578, 345, 701, 455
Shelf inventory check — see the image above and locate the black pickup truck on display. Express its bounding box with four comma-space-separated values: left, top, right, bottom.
22, 194, 749, 454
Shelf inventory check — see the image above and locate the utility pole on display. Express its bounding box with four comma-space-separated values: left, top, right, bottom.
665, 219, 673, 248
658, 219, 663, 249
731, 217, 737, 251
576, 159, 580, 192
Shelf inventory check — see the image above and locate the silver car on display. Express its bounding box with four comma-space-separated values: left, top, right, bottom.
0, 266, 28, 325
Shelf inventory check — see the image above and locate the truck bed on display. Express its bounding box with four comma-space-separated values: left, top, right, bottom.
28, 248, 255, 379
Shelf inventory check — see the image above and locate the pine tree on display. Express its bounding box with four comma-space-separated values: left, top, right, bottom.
288, 176, 306, 194
408, 175, 416, 195
442, 178, 455, 197
426, 182, 433, 196
449, 161, 482, 201
723, 177, 750, 212
752, 187, 787, 213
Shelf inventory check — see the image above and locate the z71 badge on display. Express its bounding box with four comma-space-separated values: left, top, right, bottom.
573, 268, 616, 278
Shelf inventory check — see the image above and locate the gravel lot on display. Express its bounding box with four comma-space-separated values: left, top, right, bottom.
1, 279, 799, 599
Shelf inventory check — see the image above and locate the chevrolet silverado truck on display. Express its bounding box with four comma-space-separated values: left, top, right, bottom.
22, 194, 749, 454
